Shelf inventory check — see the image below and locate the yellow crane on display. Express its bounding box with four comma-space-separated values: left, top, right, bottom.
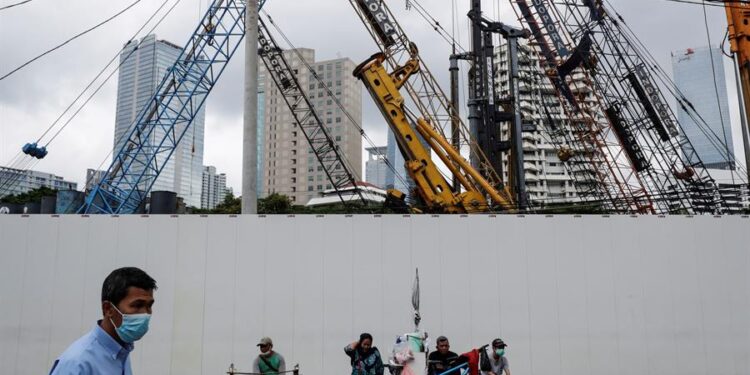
354, 52, 514, 214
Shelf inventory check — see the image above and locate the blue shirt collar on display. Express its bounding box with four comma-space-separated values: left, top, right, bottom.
93, 320, 134, 360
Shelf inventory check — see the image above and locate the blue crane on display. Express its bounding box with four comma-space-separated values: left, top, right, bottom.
80, 0, 261, 214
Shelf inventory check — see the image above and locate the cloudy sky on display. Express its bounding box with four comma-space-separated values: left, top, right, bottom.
0, 0, 744, 194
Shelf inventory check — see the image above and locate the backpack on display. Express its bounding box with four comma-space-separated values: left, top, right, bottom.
478, 345, 491, 372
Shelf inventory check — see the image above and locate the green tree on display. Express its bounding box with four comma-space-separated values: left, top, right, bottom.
0, 186, 57, 204
258, 193, 292, 214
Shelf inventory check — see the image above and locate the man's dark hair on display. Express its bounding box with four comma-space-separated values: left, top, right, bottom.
436, 336, 449, 345
359, 332, 373, 344
101, 267, 157, 305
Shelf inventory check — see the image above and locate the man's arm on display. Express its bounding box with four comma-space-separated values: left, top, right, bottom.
252, 357, 260, 374
49, 358, 92, 375
277, 354, 286, 373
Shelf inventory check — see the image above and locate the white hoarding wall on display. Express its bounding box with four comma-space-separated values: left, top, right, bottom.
0, 215, 748, 375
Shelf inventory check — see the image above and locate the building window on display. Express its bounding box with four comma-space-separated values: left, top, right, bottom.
291, 168, 297, 174
317, 185, 323, 190
308, 186, 314, 191
335, 117, 341, 123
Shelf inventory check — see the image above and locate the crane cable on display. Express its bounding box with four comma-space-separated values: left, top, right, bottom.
262, 11, 412, 191
0, 0, 32, 11
0, 0, 144, 81
0, 0, 182, 198
701, 0, 736, 185
603, 0, 748, 180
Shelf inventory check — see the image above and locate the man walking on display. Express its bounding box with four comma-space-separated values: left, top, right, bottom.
253, 337, 286, 375
49, 267, 157, 374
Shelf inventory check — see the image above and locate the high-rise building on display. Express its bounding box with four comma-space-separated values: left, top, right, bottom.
493, 39, 590, 205
0, 166, 77, 198
113, 34, 205, 207
201, 165, 228, 209
365, 146, 388, 189
672, 47, 735, 169
260, 48, 362, 205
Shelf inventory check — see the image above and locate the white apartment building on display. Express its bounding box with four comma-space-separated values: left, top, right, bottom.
201, 165, 229, 210
0, 167, 77, 198
494, 39, 592, 205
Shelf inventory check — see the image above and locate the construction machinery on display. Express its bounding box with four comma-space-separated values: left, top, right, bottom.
355, 52, 513, 213
80, 0, 249, 214
79, 0, 363, 213
257, 16, 366, 208
506, 0, 729, 214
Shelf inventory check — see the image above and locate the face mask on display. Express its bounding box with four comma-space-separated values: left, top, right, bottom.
110, 303, 151, 343
495, 349, 505, 357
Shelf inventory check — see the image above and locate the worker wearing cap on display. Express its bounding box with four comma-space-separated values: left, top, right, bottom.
481, 339, 510, 375
253, 337, 286, 375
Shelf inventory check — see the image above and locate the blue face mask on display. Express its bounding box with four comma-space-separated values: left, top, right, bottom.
110, 303, 151, 343
495, 349, 505, 357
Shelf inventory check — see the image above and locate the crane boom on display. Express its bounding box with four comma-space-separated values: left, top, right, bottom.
348, 0, 509, 194
509, 0, 727, 213
257, 17, 366, 207
355, 52, 513, 213
81, 0, 248, 214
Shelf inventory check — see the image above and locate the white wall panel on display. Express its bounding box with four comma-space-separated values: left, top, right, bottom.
0, 215, 748, 375
0, 216, 28, 373
16, 216, 58, 375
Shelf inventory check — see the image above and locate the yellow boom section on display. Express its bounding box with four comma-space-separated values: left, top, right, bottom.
354, 53, 514, 213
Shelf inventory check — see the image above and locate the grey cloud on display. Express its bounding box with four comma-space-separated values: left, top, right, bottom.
0, 0, 742, 193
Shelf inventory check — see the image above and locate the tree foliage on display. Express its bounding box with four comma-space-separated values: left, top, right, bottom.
0, 186, 57, 204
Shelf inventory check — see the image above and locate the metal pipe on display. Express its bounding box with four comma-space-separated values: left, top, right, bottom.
241, 0, 259, 213
507, 37, 528, 210
416, 118, 514, 210
449, 53, 461, 191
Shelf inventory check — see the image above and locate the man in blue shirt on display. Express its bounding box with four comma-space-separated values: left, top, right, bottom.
49, 267, 157, 375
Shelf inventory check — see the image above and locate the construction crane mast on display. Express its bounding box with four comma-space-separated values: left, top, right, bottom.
80, 0, 361, 213
257, 17, 366, 207
508, 0, 727, 214
724, 1, 750, 183
80, 0, 248, 214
